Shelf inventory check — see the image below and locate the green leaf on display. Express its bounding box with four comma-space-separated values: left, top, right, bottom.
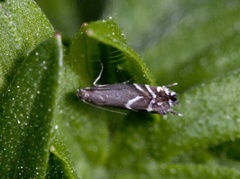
0, 34, 63, 178
109, 163, 240, 178
109, 0, 240, 91
69, 18, 154, 87
157, 69, 240, 159
0, 0, 53, 89
101, 70, 240, 175
54, 19, 157, 178
59, 6, 240, 177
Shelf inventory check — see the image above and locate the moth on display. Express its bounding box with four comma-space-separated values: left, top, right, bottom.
76, 65, 181, 116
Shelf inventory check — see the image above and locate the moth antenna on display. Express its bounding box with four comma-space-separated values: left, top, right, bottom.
165, 82, 178, 88
93, 63, 104, 86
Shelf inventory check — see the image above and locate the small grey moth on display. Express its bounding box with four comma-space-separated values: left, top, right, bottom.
76, 65, 181, 116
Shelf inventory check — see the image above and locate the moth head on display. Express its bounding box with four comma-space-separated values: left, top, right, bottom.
167, 91, 182, 116
157, 84, 181, 116
168, 91, 178, 107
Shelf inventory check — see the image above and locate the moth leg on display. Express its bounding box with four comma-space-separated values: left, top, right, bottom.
168, 109, 182, 116
93, 63, 104, 86
93, 63, 133, 85
121, 78, 133, 84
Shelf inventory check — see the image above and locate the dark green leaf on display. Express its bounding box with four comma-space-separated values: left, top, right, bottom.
0, 0, 53, 90
0, 34, 63, 178
69, 19, 154, 87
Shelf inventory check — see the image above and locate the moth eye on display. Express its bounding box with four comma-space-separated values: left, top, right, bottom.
170, 94, 178, 105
